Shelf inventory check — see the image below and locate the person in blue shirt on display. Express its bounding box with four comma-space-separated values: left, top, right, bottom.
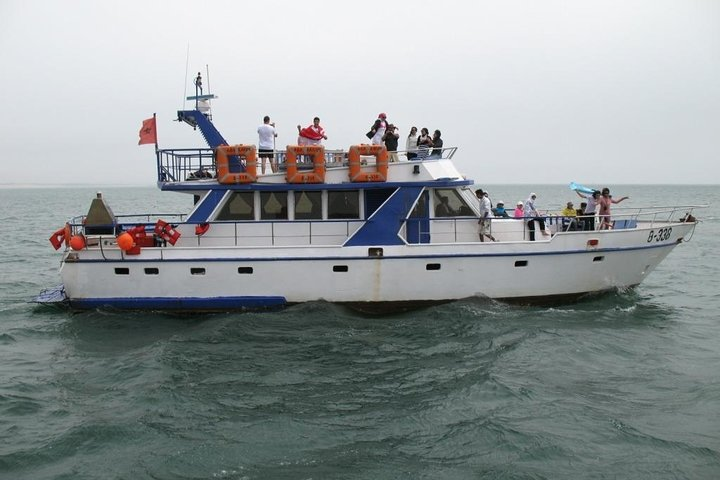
492, 200, 509, 218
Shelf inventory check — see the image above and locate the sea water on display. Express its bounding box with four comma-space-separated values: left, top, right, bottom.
0, 185, 718, 479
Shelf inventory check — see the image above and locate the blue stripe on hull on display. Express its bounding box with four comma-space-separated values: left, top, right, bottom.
70, 296, 287, 311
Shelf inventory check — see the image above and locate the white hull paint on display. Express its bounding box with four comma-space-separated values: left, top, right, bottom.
59, 221, 692, 308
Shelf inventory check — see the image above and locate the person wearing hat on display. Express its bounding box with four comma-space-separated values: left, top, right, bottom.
492, 200, 509, 218
561, 201, 578, 231
368, 112, 388, 145
523, 193, 550, 241
514, 201, 524, 218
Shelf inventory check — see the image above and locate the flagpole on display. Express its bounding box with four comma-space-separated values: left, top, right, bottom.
153, 112, 158, 153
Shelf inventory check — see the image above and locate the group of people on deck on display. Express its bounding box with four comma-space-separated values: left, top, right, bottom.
475, 187, 629, 242
256, 114, 445, 173
367, 113, 444, 161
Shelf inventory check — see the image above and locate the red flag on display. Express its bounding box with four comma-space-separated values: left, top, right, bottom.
138, 117, 157, 145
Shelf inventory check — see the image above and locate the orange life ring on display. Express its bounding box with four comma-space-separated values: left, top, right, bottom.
216, 144, 257, 184
154, 220, 181, 246
348, 144, 388, 182
285, 145, 326, 183
49, 223, 72, 250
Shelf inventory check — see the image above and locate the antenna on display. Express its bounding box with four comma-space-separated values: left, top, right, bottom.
183, 43, 190, 110
206, 64, 211, 93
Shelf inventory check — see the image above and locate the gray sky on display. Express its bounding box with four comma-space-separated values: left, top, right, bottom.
1, 0, 718, 186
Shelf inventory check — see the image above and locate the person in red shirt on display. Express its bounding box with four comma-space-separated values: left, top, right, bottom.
297, 117, 327, 145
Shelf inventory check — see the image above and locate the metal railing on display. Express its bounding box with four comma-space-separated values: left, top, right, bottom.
67, 204, 703, 253
156, 146, 458, 183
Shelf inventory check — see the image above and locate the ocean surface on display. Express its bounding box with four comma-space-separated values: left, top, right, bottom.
1, 184, 718, 479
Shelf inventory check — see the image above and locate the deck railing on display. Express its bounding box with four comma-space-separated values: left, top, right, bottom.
156, 147, 458, 183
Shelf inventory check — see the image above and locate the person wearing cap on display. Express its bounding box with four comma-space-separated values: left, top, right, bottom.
561, 201, 578, 231
523, 193, 550, 241
514, 201, 524, 219
368, 113, 388, 145
475, 188, 497, 242
492, 200, 509, 218
561, 201, 576, 217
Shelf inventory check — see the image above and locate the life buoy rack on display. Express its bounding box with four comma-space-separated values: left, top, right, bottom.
49, 223, 72, 250
216, 144, 257, 184
285, 145, 326, 183
154, 220, 181, 245
348, 144, 388, 182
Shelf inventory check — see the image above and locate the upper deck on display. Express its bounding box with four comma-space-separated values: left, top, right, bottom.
155, 145, 469, 192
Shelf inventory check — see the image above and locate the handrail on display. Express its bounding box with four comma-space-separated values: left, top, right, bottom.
156, 146, 460, 183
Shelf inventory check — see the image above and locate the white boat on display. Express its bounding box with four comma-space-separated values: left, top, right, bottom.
37, 90, 701, 313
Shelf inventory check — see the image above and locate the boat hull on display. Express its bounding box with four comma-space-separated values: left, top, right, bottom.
58, 222, 693, 312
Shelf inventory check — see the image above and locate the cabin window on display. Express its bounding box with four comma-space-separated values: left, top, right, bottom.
144, 267, 159, 275
433, 188, 471, 217
294, 191, 322, 220
114, 267, 130, 275
328, 191, 360, 219
409, 191, 428, 218
216, 192, 255, 221
260, 191, 288, 220
365, 188, 396, 217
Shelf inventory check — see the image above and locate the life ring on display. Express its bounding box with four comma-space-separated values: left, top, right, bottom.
216, 144, 257, 184
154, 219, 181, 245
49, 223, 72, 250
285, 145, 326, 183
348, 144, 388, 182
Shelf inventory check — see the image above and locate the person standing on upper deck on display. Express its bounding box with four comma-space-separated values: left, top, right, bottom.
429, 130, 443, 158
406, 126, 418, 160
416, 128, 433, 159
382, 124, 400, 162
257, 116, 277, 174
369, 113, 388, 145
297, 117, 327, 145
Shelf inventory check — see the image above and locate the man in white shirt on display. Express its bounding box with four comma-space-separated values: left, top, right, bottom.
523, 193, 550, 241
257, 116, 277, 174
475, 189, 496, 242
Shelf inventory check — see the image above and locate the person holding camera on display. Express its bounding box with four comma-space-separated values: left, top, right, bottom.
382, 124, 400, 162
257, 115, 278, 174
